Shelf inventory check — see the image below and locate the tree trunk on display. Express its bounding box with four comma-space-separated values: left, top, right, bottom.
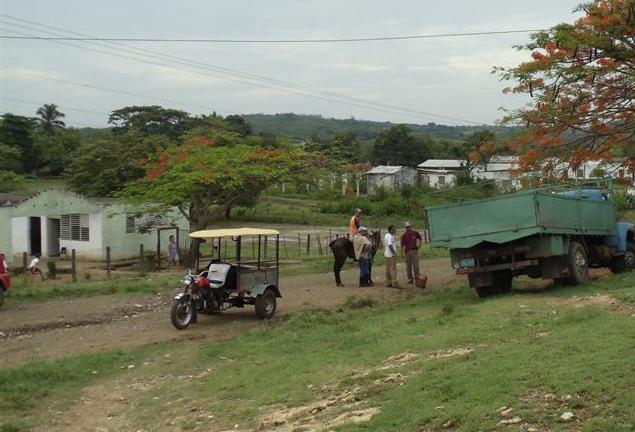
225, 207, 231, 220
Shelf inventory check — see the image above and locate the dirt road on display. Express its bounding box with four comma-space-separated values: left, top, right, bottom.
0, 258, 462, 365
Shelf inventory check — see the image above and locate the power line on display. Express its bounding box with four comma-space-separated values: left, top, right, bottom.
0, 29, 544, 43
1, 96, 110, 116
0, 15, 483, 125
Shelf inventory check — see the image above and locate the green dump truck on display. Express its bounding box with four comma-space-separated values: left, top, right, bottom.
428, 188, 635, 297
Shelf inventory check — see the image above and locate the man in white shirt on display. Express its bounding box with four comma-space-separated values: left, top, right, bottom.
384, 225, 400, 288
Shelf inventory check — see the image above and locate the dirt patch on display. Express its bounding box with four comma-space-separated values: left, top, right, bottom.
560, 294, 635, 316
518, 389, 590, 429
0, 258, 458, 366
428, 347, 474, 360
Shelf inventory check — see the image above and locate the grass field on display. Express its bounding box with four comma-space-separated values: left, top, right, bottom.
2, 273, 633, 431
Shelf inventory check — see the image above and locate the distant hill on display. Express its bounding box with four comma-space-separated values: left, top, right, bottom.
243, 113, 517, 142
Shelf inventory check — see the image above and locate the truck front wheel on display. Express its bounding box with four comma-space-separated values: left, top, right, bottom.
492, 270, 513, 293
567, 241, 589, 286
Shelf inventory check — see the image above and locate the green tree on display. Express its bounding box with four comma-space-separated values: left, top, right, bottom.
35, 129, 81, 176
0, 113, 38, 173
69, 131, 171, 196
119, 137, 321, 233
372, 125, 432, 166
36, 103, 66, 135
108, 105, 191, 139
224, 115, 253, 137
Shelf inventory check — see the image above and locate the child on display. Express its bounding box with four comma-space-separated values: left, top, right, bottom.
28, 253, 46, 281
167, 235, 180, 269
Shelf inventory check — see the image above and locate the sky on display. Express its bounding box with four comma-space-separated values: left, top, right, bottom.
0, 0, 583, 128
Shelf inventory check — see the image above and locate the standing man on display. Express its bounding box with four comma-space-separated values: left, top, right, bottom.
167, 235, 180, 269
353, 226, 372, 287
384, 225, 400, 288
401, 222, 422, 284
349, 208, 362, 238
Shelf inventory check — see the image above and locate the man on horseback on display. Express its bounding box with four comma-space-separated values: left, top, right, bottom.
349, 208, 362, 237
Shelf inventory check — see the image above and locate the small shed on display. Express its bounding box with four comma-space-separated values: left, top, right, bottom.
0, 189, 189, 264
417, 159, 467, 188
366, 166, 417, 194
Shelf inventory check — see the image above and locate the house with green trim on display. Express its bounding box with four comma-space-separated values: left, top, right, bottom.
0, 189, 188, 264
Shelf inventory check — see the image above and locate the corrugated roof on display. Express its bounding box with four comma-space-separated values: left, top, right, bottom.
417, 159, 466, 169
366, 165, 404, 175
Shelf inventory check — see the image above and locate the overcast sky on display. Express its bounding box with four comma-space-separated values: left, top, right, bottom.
1, 0, 583, 127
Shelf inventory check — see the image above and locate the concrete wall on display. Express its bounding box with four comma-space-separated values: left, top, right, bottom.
1, 189, 189, 262
419, 172, 458, 188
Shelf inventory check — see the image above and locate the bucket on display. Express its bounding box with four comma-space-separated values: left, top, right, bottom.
415, 275, 428, 289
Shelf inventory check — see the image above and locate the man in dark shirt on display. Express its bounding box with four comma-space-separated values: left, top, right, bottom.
400, 221, 422, 284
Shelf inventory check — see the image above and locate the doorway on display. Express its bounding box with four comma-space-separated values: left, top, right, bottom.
29, 216, 42, 256
48, 218, 61, 256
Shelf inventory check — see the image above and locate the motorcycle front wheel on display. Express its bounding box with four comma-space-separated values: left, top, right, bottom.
171, 297, 196, 330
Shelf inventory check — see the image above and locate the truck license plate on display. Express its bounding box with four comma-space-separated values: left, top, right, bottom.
460, 258, 475, 268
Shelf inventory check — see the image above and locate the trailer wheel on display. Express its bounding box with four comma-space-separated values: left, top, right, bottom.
474, 285, 498, 298
255, 288, 277, 319
625, 250, 634, 271
492, 270, 513, 293
567, 241, 589, 286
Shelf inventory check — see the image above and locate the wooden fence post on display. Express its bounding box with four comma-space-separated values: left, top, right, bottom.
22, 252, 27, 274
139, 244, 145, 276
283, 236, 288, 258
298, 234, 301, 256
106, 246, 111, 277
157, 235, 161, 271
264, 236, 268, 259
306, 234, 311, 255
317, 234, 323, 255
71, 249, 77, 283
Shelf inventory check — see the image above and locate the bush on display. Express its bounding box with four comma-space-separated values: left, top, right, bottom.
46, 261, 57, 279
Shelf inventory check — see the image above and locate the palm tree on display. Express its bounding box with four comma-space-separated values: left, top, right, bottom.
36, 103, 66, 134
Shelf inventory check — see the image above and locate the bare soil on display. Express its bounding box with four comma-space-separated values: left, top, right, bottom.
0, 258, 462, 366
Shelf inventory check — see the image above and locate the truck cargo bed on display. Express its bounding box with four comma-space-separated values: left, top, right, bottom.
428, 190, 617, 249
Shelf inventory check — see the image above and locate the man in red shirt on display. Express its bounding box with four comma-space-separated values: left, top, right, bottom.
400, 221, 422, 284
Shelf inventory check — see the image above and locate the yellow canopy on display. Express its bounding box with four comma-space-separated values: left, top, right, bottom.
189, 228, 280, 239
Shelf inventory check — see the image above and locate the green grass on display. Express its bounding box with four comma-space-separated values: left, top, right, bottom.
5, 273, 175, 303
125, 273, 633, 431
0, 345, 167, 432
4, 273, 634, 431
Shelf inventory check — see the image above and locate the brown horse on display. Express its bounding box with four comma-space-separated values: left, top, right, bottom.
329, 230, 381, 286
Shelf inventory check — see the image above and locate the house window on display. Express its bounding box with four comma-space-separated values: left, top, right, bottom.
125, 216, 136, 233
438, 176, 446, 186
576, 168, 584, 178
60, 214, 90, 241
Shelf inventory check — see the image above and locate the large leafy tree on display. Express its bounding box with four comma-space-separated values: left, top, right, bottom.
500, 0, 635, 176
372, 125, 432, 166
119, 136, 321, 232
69, 131, 171, 196
36, 103, 66, 135
108, 105, 192, 139
0, 113, 38, 173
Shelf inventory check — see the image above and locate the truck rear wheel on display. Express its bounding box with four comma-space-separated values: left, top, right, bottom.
474, 285, 499, 298
492, 270, 513, 293
567, 241, 589, 286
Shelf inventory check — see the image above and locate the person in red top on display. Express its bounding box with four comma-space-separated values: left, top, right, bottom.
400, 221, 422, 284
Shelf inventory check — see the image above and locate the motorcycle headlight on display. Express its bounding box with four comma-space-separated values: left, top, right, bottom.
183, 275, 193, 285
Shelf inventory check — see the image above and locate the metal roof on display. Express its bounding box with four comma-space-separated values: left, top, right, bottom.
366, 165, 404, 175
190, 228, 280, 239
417, 159, 466, 169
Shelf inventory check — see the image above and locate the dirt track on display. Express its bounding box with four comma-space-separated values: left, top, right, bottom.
0, 258, 462, 365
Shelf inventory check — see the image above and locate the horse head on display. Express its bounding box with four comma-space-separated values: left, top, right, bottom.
370, 229, 381, 253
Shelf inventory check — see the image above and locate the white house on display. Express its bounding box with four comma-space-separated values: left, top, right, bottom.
417, 159, 467, 188
473, 156, 523, 188
0, 189, 189, 264
366, 166, 417, 194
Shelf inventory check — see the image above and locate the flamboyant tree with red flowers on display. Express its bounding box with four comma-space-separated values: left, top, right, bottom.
499, 0, 634, 178
121, 135, 321, 232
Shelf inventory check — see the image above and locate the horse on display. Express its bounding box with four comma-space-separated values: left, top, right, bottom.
329, 230, 381, 286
